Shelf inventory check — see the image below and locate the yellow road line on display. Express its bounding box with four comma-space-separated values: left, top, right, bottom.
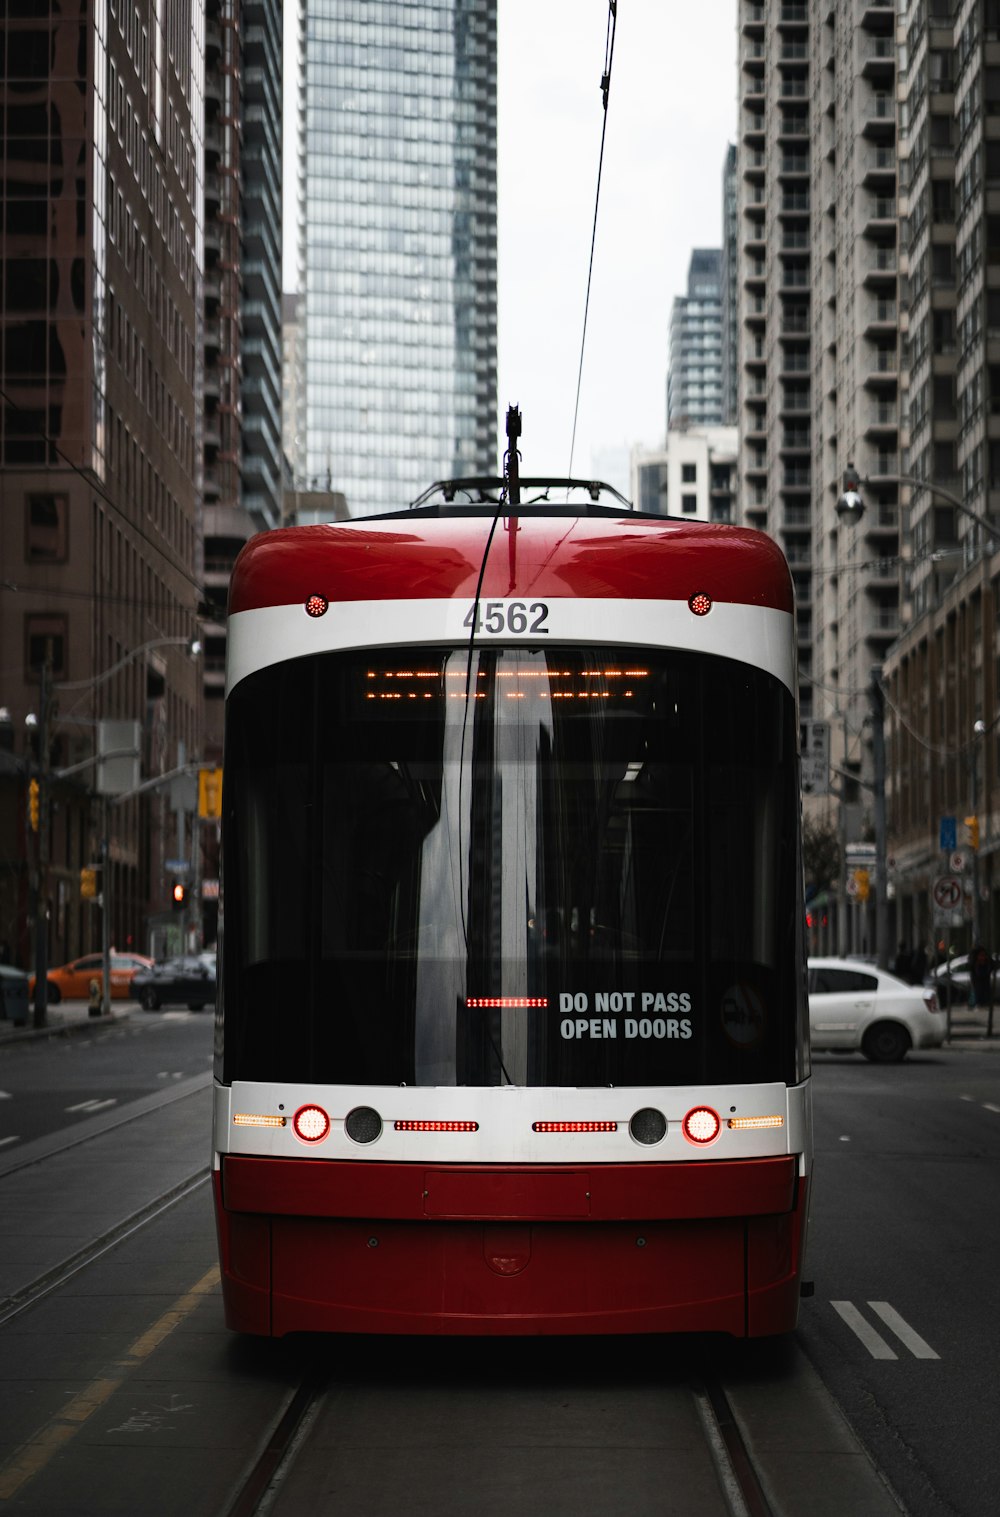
0, 1264, 220, 1500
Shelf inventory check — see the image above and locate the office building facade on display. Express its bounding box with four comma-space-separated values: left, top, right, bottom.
667, 249, 724, 431
298, 0, 498, 519
0, 0, 206, 964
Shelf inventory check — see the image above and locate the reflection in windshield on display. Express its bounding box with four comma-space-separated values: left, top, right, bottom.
222, 646, 803, 1088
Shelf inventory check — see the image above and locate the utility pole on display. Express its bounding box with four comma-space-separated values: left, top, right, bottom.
30, 646, 53, 1027
870, 665, 889, 970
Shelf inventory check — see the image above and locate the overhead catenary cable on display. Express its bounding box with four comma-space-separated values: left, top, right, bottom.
567, 0, 618, 479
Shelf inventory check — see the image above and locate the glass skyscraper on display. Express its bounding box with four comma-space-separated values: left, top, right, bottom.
300, 0, 497, 519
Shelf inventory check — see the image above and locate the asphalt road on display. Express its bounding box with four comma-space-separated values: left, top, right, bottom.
0, 1019, 997, 1516
798, 1046, 1000, 1517
0, 1012, 215, 1150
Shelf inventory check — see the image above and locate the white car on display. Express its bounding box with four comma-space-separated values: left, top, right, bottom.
807, 957, 945, 1062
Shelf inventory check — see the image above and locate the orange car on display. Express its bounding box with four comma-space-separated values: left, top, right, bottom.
28, 952, 154, 1004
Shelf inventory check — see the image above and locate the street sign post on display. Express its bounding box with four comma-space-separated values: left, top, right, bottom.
800, 720, 831, 795
932, 876, 962, 911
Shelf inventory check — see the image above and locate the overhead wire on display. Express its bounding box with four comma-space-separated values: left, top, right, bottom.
567, 0, 618, 479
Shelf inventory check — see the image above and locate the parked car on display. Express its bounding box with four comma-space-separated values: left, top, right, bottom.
132, 955, 217, 1011
28, 952, 153, 1004
929, 953, 1000, 1007
807, 957, 945, 1062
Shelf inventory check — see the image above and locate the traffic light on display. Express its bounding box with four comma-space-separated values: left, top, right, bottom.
964, 815, 980, 851
171, 882, 189, 911
80, 867, 99, 900
28, 777, 40, 832
854, 868, 870, 903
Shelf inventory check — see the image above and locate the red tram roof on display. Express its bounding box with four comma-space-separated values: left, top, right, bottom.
229, 514, 794, 618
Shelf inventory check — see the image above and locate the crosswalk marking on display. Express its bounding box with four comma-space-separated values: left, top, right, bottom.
831, 1300, 940, 1361
868, 1301, 940, 1359
832, 1301, 897, 1359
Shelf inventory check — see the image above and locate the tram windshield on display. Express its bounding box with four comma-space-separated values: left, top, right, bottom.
221, 646, 805, 1087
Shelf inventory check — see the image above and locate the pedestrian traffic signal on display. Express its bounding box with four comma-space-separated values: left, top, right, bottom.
854, 868, 870, 903
28, 777, 40, 832
80, 867, 99, 900
964, 815, 980, 851
171, 882, 188, 911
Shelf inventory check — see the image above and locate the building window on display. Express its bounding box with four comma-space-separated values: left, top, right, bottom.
25, 615, 68, 680
26, 493, 69, 563
681, 494, 698, 514
681, 463, 697, 483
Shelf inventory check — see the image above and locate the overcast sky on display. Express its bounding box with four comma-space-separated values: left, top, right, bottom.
284, 2, 738, 490
497, 2, 737, 485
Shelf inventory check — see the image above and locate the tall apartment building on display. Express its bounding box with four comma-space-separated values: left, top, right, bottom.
201, 0, 283, 762
738, 0, 1000, 958
882, 0, 1000, 955
297, 0, 498, 520
667, 249, 724, 430
721, 144, 740, 427
0, 0, 206, 964
738, 1, 817, 720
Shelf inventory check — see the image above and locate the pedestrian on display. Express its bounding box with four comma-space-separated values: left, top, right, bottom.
969, 944, 994, 1008
909, 943, 927, 985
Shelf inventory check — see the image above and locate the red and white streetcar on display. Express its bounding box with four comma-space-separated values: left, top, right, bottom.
212, 464, 811, 1337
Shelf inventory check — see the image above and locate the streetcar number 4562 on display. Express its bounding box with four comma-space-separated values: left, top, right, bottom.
464, 600, 549, 635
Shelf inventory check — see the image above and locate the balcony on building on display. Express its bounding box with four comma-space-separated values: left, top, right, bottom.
777, 2, 808, 27
866, 600, 900, 645
776, 106, 807, 141
865, 343, 899, 388
744, 255, 766, 292
744, 134, 766, 169
742, 1, 764, 30
862, 144, 896, 190
864, 398, 899, 441
864, 193, 898, 238
777, 75, 809, 107
863, 92, 897, 140
781, 465, 811, 495
862, 243, 898, 288
860, 0, 895, 32
864, 296, 898, 337
744, 404, 767, 446
743, 104, 766, 146
861, 34, 895, 83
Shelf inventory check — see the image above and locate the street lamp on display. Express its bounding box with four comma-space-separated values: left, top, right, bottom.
836, 466, 1000, 546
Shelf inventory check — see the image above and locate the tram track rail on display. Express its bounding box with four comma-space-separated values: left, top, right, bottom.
0, 1071, 213, 1330
220, 1362, 776, 1517
0, 1167, 211, 1329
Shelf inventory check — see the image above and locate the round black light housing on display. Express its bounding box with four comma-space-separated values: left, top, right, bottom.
629, 1107, 667, 1146
345, 1106, 382, 1144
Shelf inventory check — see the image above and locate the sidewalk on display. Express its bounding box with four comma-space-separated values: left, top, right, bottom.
0, 999, 139, 1043
943, 1001, 1000, 1045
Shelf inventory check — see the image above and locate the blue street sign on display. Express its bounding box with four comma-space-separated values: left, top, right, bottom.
939, 815, 957, 852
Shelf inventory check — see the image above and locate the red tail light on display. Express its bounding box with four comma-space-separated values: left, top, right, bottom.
393, 1120, 479, 1132
532, 1121, 617, 1133
293, 1104, 331, 1143
682, 1105, 721, 1145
